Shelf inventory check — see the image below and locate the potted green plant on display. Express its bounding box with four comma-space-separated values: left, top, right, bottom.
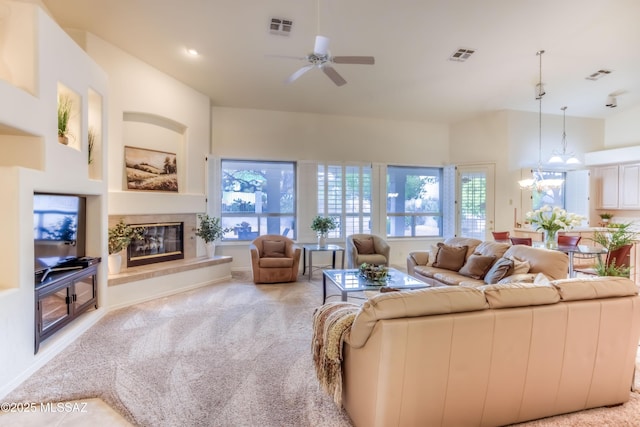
591, 222, 637, 277
310, 215, 337, 247
57, 95, 73, 145
599, 212, 613, 223
108, 219, 144, 274
195, 214, 230, 257
88, 127, 96, 164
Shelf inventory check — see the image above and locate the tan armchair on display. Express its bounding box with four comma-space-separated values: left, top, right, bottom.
250, 235, 301, 284
346, 234, 390, 268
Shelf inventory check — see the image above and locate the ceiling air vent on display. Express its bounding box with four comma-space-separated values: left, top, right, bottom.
449, 48, 475, 62
270, 18, 293, 36
585, 69, 612, 81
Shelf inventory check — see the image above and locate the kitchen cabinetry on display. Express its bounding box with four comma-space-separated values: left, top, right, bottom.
594, 164, 640, 209
34, 264, 98, 353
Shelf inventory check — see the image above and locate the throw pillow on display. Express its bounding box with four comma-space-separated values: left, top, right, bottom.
263, 240, 286, 258
432, 243, 468, 271
353, 237, 375, 255
508, 256, 531, 275
533, 272, 551, 285
484, 257, 514, 284
458, 253, 497, 279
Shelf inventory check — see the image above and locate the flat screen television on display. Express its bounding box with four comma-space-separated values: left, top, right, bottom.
33, 193, 86, 274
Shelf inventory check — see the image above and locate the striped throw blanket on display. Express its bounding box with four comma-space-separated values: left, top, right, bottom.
312, 302, 360, 407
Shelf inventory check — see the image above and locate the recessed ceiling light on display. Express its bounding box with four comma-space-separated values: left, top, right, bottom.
186, 48, 199, 56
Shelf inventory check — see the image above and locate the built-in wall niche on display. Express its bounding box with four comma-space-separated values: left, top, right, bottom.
57, 83, 81, 151
0, 1, 37, 95
0, 123, 44, 170
87, 89, 103, 180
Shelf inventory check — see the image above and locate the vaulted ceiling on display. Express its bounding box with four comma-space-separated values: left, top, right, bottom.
40, 0, 640, 123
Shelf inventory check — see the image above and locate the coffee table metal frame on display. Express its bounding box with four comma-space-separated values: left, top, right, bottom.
322, 267, 429, 303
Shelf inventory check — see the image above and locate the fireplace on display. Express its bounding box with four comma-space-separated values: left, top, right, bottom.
127, 222, 184, 267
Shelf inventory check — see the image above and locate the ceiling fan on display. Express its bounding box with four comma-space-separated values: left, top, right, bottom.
283, 35, 374, 86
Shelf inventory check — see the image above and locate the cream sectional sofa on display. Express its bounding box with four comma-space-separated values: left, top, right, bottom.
407, 236, 569, 286
341, 277, 640, 427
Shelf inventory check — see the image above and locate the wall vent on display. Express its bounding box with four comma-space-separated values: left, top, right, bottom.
449, 48, 475, 62
585, 69, 612, 81
270, 18, 293, 36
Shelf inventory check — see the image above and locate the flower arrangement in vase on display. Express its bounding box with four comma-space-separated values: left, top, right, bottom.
310, 215, 337, 247
525, 205, 584, 248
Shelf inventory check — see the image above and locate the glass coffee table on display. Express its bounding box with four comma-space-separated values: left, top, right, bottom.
322, 268, 430, 303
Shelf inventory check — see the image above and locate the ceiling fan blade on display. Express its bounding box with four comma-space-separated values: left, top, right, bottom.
314, 35, 330, 56
285, 64, 315, 84
332, 56, 375, 65
322, 66, 347, 86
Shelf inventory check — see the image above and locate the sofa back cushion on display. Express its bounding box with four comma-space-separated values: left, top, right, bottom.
349, 286, 488, 348
503, 245, 569, 280
480, 283, 560, 308
552, 276, 639, 301
432, 243, 468, 271
444, 237, 482, 259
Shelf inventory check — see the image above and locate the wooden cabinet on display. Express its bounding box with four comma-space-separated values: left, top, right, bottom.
595, 165, 620, 209
34, 264, 98, 353
619, 164, 640, 209
594, 163, 640, 209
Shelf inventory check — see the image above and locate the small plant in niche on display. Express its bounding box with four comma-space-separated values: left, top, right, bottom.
88, 127, 96, 164
57, 95, 73, 145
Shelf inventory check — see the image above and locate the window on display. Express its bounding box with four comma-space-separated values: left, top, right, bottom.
317, 164, 371, 238
532, 170, 566, 210
387, 166, 442, 237
221, 160, 295, 240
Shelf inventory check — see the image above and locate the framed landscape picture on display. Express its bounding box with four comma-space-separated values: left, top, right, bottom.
124, 146, 178, 192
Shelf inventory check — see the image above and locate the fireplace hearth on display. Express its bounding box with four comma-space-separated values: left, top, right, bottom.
127, 222, 184, 267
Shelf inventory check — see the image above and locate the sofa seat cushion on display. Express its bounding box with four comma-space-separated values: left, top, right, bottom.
259, 257, 294, 268
433, 271, 482, 286
480, 283, 560, 308
348, 286, 488, 348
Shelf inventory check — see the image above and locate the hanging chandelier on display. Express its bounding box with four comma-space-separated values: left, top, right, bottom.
548, 106, 580, 165
518, 50, 564, 191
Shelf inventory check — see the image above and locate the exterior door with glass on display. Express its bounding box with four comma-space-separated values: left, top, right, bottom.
456, 164, 495, 241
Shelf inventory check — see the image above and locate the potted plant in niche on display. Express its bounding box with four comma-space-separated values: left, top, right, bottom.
108, 219, 144, 274
57, 95, 73, 145
195, 213, 230, 257
310, 215, 337, 247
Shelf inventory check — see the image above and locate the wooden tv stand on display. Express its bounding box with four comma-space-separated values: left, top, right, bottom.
34, 263, 99, 353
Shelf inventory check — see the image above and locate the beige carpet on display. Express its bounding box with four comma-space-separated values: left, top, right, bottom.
4, 273, 640, 426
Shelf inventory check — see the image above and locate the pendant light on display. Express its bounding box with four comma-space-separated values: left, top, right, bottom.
548, 106, 580, 165
519, 50, 564, 191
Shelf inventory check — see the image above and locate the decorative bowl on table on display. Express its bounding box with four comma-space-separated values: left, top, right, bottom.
359, 263, 389, 284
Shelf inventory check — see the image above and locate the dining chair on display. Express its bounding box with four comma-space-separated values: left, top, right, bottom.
509, 237, 532, 246
574, 244, 633, 276
492, 231, 510, 242
557, 235, 581, 246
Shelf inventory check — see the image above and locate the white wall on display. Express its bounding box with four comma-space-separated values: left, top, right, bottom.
604, 104, 640, 148
0, 3, 108, 398
211, 106, 450, 269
